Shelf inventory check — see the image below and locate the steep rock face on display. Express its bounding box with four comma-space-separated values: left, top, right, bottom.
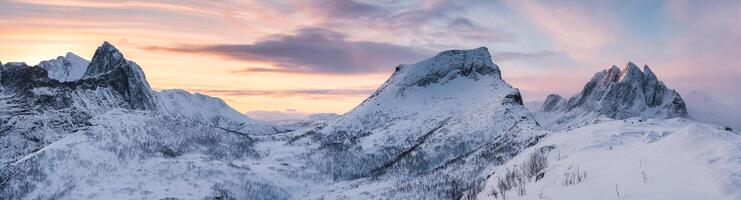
289, 47, 544, 199
37, 52, 89, 82
541, 94, 565, 112
80, 42, 158, 110
538, 63, 687, 129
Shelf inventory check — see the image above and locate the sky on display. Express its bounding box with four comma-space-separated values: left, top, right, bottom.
1, 0, 739, 115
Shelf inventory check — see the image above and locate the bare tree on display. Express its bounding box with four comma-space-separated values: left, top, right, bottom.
562, 165, 587, 186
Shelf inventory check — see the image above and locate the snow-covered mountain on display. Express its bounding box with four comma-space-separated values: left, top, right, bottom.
37, 52, 89, 82
536, 63, 688, 130
1, 43, 740, 200
281, 47, 544, 199
0, 42, 277, 166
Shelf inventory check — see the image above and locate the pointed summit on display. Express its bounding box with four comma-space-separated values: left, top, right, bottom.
542, 94, 565, 112
643, 65, 657, 80
597, 65, 622, 84
83, 41, 126, 78
76, 41, 157, 110
619, 62, 644, 82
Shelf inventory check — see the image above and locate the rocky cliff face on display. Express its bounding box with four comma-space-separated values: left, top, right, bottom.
80, 41, 158, 110
538, 63, 687, 129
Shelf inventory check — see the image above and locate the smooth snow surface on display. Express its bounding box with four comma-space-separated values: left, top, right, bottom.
476, 118, 741, 200
157, 89, 278, 135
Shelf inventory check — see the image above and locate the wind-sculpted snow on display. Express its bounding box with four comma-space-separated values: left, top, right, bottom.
474, 118, 741, 200
157, 89, 280, 135
536, 63, 687, 130
0, 109, 289, 200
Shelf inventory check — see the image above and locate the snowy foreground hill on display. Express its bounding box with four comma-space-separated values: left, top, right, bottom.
1, 43, 739, 200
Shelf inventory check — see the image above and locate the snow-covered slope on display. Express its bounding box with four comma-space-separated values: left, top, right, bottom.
0, 109, 287, 200
37, 52, 89, 82
157, 89, 279, 134
474, 118, 741, 200
0, 42, 276, 166
536, 63, 687, 130
284, 47, 544, 199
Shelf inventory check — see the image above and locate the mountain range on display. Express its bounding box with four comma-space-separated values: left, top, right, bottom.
1, 42, 739, 200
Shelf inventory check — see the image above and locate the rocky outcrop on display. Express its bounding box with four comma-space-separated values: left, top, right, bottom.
541, 94, 565, 112
79, 42, 158, 110
542, 62, 687, 121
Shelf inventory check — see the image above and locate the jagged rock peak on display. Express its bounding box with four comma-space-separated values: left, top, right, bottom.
643, 65, 659, 83
619, 62, 643, 81
542, 94, 565, 112
394, 47, 501, 87
83, 41, 127, 78
76, 41, 157, 110
543, 62, 687, 120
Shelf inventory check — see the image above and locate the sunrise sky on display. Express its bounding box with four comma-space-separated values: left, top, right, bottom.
1, 0, 739, 115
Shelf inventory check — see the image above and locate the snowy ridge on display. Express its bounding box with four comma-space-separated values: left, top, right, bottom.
157, 89, 278, 134
37, 52, 89, 82
474, 118, 741, 200
536, 63, 687, 130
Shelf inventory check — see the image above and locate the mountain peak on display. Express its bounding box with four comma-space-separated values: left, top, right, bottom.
83, 41, 126, 78
619, 62, 644, 82
542, 94, 565, 112
643, 65, 657, 80
76, 41, 157, 110
38, 51, 90, 82
393, 47, 500, 88
541, 63, 687, 125
64, 52, 83, 60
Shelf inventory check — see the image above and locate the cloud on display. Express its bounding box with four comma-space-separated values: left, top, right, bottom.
144, 27, 432, 74
299, 0, 516, 46
303, 0, 383, 18
184, 87, 375, 99
505, 1, 619, 61
494, 50, 561, 62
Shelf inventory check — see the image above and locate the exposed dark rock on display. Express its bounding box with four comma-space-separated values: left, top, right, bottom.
543, 62, 687, 120
541, 94, 564, 112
